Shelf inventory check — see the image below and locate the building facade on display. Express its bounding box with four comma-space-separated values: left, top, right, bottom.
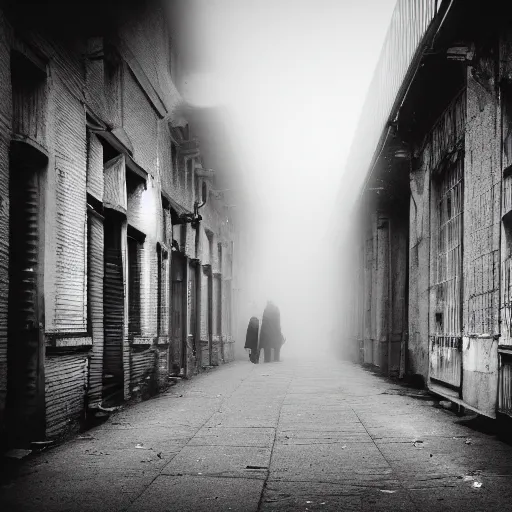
0, 0, 240, 448
335, 0, 512, 421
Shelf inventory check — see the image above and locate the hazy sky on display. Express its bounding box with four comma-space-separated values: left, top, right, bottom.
181, 0, 396, 351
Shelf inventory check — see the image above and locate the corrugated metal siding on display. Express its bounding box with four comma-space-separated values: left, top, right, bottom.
123, 69, 158, 176
45, 353, 88, 438
130, 347, 155, 391
87, 212, 104, 407
50, 77, 87, 333
86, 132, 104, 202
0, 19, 11, 423
341, 0, 439, 199
0, 132, 9, 420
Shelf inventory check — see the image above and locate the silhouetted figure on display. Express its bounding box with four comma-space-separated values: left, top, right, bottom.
244, 316, 260, 364
259, 301, 284, 362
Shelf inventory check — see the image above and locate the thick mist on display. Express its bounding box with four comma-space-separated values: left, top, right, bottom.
176, 0, 396, 358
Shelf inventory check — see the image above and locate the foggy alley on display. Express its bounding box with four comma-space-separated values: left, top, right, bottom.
1, 356, 512, 512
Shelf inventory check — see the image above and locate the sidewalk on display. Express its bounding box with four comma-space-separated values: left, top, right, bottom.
1, 355, 512, 511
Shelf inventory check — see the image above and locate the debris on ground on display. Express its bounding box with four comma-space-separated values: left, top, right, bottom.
439, 400, 452, 409
465, 438, 472, 445
472, 481, 483, 488
380, 490, 397, 494
413, 440, 424, 448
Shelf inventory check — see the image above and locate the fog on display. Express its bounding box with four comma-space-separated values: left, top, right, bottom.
178, 0, 396, 358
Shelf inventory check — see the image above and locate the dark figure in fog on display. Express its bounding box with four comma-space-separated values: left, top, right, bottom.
244, 316, 260, 364
259, 301, 284, 363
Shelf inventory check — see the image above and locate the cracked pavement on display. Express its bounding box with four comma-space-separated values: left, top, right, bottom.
1, 355, 512, 511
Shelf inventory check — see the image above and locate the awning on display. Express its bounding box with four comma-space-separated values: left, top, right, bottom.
161, 190, 195, 225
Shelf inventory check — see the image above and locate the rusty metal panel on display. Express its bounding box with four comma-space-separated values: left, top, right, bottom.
45, 353, 88, 438
430, 336, 462, 388
343, 0, 439, 198
461, 337, 498, 419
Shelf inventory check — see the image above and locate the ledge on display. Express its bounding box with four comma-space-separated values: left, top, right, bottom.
131, 336, 153, 346
46, 334, 93, 348
155, 336, 169, 346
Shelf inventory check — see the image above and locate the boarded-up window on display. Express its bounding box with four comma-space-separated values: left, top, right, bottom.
11, 49, 47, 146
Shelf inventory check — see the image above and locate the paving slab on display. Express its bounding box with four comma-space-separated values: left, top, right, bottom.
161, 445, 272, 478
127, 475, 264, 512
2, 356, 512, 511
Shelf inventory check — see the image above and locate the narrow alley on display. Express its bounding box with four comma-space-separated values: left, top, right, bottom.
1, 356, 511, 512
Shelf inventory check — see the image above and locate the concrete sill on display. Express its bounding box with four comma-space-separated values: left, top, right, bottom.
131, 336, 153, 346
46, 336, 93, 348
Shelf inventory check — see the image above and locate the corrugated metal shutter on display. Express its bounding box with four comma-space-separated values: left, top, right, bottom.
103, 216, 124, 405
8, 168, 43, 440
87, 211, 104, 407
128, 237, 142, 336
45, 354, 88, 438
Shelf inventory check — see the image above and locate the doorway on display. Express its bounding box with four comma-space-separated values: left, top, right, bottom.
171, 251, 186, 373
7, 144, 46, 445
103, 211, 125, 406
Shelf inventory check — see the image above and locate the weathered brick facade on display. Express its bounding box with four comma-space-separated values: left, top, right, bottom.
0, 0, 240, 447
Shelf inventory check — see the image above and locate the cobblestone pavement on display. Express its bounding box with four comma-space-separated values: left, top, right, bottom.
1, 354, 512, 511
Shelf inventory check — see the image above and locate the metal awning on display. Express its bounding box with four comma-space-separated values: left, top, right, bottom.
161, 190, 195, 225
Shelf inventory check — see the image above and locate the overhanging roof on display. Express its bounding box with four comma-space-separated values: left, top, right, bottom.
335, 0, 449, 212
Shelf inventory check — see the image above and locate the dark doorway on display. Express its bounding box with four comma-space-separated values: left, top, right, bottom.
171, 251, 186, 373
189, 261, 198, 362
102, 211, 124, 406
7, 144, 46, 446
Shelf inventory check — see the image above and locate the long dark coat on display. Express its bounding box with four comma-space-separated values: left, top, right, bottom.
259, 303, 283, 350
244, 317, 260, 351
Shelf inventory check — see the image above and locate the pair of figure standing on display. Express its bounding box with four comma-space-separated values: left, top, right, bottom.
244, 301, 285, 364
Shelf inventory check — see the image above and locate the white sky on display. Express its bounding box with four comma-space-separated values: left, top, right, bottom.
181, 0, 396, 354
